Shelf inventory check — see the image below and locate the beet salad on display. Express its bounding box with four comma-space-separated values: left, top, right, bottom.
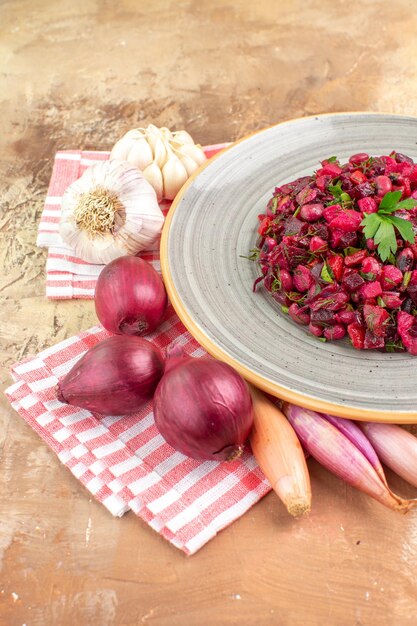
253, 152, 417, 354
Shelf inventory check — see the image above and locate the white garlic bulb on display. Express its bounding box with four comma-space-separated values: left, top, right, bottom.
59, 160, 164, 264
109, 125, 207, 201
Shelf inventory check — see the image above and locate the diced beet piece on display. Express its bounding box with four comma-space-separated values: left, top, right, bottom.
335, 308, 356, 325
363, 304, 389, 337
342, 271, 365, 292
347, 322, 366, 349
279, 269, 294, 291
380, 292, 403, 309
324, 324, 346, 341
351, 181, 375, 199
327, 255, 344, 281
406, 285, 417, 305
330, 229, 358, 249
397, 311, 417, 355
309, 236, 328, 254
308, 322, 324, 337
293, 265, 313, 292
358, 197, 378, 214
315, 175, 331, 192
276, 195, 292, 214
312, 222, 329, 241
361, 256, 382, 278
310, 289, 349, 312
375, 175, 392, 197
288, 303, 310, 325
397, 247, 414, 272
310, 309, 335, 326
323, 204, 342, 223
380, 265, 403, 290
349, 153, 369, 165
317, 163, 343, 177
359, 281, 383, 300
363, 330, 385, 350
350, 170, 368, 185
344, 249, 368, 267
366, 238, 377, 251
272, 291, 290, 306
296, 187, 318, 206
283, 217, 307, 236
395, 153, 414, 165
300, 203, 324, 222
263, 237, 277, 252
258, 217, 271, 236
409, 270, 417, 286
328, 210, 362, 233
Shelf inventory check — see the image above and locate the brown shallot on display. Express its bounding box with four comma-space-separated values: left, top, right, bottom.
249, 387, 311, 516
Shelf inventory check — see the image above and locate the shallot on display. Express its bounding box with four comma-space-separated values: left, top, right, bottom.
283, 403, 417, 513
95, 256, 167, 336
361, 422, 417, 489
249, 386, 311, 516
57, 335, 165, 415
153, 348, 253, 461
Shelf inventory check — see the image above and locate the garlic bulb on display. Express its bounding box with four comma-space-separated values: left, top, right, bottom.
59, 160, 164, 264
109, 124, 207, 201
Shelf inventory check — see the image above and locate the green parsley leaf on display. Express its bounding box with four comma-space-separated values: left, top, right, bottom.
395, 198, 417, 210
361, 213, 381, 239
362, 191, 417, 261
326, 156, 338, 163
373, 218, 397, 261
389, 216, 415, 243
379, 190, 402, 211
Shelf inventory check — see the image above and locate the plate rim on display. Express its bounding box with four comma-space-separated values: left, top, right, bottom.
160, 112, 417, 423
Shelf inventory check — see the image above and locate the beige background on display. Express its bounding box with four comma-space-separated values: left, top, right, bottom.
1, 1, 417, 625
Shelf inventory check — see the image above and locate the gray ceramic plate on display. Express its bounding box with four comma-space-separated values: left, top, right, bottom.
161, 113, 417, 422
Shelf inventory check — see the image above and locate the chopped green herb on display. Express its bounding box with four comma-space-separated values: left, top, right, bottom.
281, 305, 289, 314
320, 262, 334, 283
361, 191, 417, 261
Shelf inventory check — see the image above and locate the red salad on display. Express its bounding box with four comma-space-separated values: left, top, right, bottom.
253, 152, 417, 354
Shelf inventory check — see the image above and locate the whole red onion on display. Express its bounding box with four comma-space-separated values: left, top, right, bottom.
57, 335, 165, 415
95, 256, 167, 336
153, 351, 254, 461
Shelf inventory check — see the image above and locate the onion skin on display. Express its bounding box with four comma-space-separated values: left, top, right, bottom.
57, 335, 165, 415
153, 356, 254, 461
95, 256, 167, 336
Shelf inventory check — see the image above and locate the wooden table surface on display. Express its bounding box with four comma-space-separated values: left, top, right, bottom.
2, 1, 417, 624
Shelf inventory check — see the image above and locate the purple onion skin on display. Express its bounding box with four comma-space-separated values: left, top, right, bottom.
320, 413, 387, 485
57, 335, 165, 415
95, 256, 168, 336
153, 357, 254, 461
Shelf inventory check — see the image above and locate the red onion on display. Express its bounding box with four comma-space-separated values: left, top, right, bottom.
57, 335, 165, 415
153, 349, 254, 461
95, 256, 167, 336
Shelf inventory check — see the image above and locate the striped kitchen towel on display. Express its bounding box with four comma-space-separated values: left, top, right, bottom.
5, 318, 270, 555
37, 144, 229, 299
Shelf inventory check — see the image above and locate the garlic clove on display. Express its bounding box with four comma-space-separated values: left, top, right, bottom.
143, 162, 164, 202
127, 137, 154, 170
144, 124, 162, 153
162, 155, 189, 200
153, 137, 169, 168
179, 152, 200, 176
177, 143, 207, 166
172, 130, 195, 145
110, 136, 136, 161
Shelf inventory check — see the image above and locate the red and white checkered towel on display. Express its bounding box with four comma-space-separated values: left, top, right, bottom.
37, 145, 228, 299
5, 321, 270, 555
5, 141, 271, 554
